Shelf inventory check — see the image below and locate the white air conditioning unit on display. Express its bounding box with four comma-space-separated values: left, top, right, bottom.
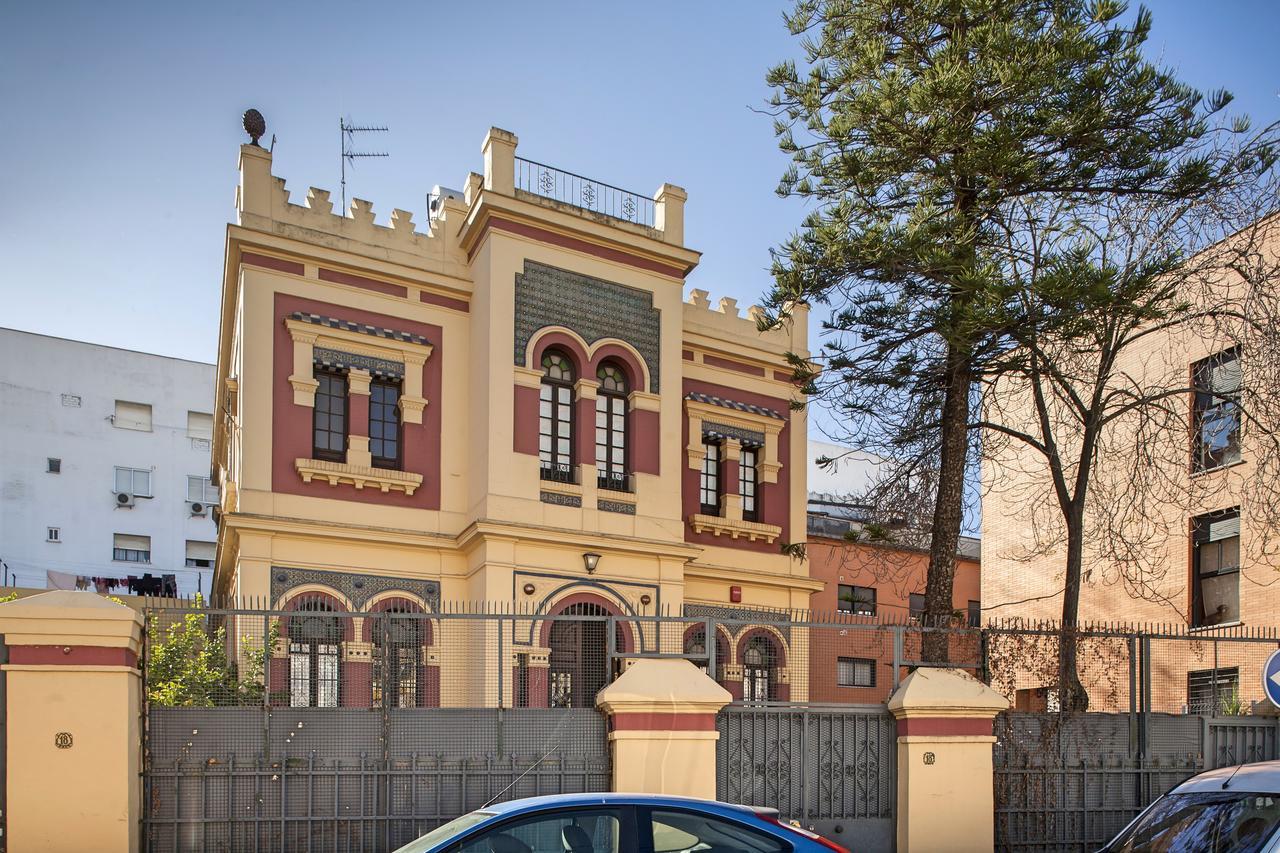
115, 491, 135, 508
188, 501, 208, 517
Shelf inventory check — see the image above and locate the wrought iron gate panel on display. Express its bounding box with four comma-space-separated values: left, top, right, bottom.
717, 707, 895, 852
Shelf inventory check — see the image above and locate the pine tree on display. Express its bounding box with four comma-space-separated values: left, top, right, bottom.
762, 0, 1245, 665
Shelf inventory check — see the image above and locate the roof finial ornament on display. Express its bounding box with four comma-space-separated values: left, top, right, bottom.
242, 109, 266, 147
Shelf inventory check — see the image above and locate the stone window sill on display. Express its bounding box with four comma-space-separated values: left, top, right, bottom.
688, 513, 782, 544
295, 457, 424, 496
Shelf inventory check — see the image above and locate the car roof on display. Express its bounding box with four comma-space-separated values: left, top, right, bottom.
481, 793, 756, 816
1174, 761, 1280, 795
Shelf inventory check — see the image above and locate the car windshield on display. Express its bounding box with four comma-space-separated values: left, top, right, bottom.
391, 811, 495, 853
1106, 791, 1280, 853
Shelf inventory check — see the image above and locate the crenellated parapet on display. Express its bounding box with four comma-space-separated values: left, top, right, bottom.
681, 287, 809, 360
236, 144, 469, 274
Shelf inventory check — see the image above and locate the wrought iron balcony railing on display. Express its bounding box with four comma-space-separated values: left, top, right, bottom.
515, 157, 655, 227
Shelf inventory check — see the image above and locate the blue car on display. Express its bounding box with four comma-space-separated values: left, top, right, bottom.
392, 793, 851, 853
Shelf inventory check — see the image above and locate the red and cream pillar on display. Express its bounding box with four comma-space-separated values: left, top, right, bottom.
595, 659, 731, 798
887, 667, 1009, 852
0, 591, 144, 852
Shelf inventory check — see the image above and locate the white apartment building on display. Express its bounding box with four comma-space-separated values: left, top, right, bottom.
0, 328, 218, 596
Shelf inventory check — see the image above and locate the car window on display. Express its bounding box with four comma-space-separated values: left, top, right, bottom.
1107, 791, 1280, 853
649, 809, 787, 853
455, 809, 622, 853
393, 812, 496, 853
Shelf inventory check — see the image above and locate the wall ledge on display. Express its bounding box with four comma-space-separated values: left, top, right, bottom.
294, 457, 424, 495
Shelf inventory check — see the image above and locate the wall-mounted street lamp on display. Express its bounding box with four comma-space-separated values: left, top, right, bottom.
582, 552, 602, 574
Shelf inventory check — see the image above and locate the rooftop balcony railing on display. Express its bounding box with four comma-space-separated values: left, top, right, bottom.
515, 157, 655, 228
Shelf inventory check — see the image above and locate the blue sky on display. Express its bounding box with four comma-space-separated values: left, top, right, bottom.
2, 0, 1277, 376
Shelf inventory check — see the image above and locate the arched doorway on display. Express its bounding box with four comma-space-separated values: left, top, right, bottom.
373, 609, 422, 708
547, 601, 625, 708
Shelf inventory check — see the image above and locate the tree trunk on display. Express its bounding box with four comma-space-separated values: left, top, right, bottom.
922, 341, 971, 663
1058, 507, 1089, 711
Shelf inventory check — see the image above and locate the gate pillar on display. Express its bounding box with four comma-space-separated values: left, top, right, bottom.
596, 659, 731, 798
888, 667, 1009, 853
0, 591, 143, 853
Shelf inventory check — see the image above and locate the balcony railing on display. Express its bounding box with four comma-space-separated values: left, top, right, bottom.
515, 157, 655, 227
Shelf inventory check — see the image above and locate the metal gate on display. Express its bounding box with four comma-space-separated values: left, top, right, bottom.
716, 706, 896, 853
141, 604, 613, 853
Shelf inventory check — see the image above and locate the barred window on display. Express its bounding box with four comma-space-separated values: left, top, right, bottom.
742, 635, 778, 703
539, 351, 575, 483
370, 378, 401, 469
1187, 667, 1240, 716
700, 441, 721, 514
838, 657, 876, 688
312, 369, 348, 462
289, 603, 341, 708
1193, 349, 1242, 471
596, 363, 628, 491
739, 447, 759, 521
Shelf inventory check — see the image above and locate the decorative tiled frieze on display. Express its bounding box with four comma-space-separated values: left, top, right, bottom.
270, 566, 440, 611
683, 604, 792, 642
702, 421, 764, 447
313, 347, 404, 378
685, 391, 783, 420
541, 491, 582, 508
514, 261, 660, 392
598, 499, 636, 515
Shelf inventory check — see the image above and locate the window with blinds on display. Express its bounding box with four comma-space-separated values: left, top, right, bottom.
186, 411, 213, 441
113, 533, 151, 563
838, 657, 876, 688
185, 540, 215, 568
114, 400, 153, 432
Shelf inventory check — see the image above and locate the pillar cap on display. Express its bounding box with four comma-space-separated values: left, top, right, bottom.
887, 667, 1009, 720
596, 659, 731, 715
0, 591, 143, 651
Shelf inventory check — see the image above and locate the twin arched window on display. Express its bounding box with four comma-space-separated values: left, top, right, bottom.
539, 350, 630, 491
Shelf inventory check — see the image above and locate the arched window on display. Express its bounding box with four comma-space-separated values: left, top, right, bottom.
596, 363, 628, 491
288, 600, 341, 708
684, 627, 728, 681
742, 634, 778, 703
547, 601, 625, 708
373, 608, 421, 708
540, 350, 575, 483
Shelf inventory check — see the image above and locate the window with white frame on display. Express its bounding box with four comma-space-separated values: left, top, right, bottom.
114, 466, 152, 497
739, 446, 759, 521
187, 411, 213, 441
699, 441, 721, 514
185, 540, 215, 568
187, 475, 218, 503
838, 657, 876, 688
113, 533, 151, 563
47, 527, 60, 543
539, 351, 575, 483
595, 363, 629, 491
114, 400, 152, 431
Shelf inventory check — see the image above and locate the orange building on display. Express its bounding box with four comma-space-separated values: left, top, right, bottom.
805, 508, 981, 704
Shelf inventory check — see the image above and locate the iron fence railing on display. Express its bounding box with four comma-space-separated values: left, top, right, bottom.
137, 601, 1280, 851
514, 157, 655, 227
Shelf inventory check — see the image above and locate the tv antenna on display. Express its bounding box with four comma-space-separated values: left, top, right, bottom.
339, 117, 389, 212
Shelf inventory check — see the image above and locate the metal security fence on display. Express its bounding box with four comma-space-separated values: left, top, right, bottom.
141, 602, 616, 853
138, 599, 1280, 852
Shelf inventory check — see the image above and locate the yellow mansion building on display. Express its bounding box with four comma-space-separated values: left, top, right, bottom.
210, 124, 818, 708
